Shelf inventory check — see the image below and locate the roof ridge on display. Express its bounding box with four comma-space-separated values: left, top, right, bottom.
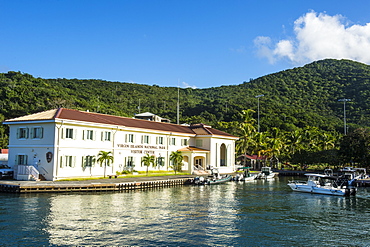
54, 108, 63, 118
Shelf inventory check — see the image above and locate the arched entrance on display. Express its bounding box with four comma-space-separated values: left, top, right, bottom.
182, 156, 189, 171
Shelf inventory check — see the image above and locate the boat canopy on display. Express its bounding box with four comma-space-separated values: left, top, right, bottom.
304, 173, 338, 179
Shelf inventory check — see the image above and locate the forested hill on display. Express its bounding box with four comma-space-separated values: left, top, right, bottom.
0, 58, 369, 147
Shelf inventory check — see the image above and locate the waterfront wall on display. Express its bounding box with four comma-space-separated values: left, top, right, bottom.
0, 178, 190, 193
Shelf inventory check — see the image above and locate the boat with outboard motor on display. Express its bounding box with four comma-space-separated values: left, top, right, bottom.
192, 174, 232, 185
288, 173, 356, 196
255, 167, 277, 179
192, 168, 233, 185
233, 167, 257, 181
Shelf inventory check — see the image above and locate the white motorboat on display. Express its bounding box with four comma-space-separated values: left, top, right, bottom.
288, 173, 356, 196
255, 167, 277, 179
338, 167, 368, 180
234, 167, 257, 181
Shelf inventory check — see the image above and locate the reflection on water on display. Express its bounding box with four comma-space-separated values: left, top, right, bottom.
0, 177, 370, 246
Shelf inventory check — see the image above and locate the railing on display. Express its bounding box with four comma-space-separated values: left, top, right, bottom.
194, 164, 204, 171
16, 165, 39, 180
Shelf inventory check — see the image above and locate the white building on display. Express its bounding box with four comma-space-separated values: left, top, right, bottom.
3, 108, 238, 181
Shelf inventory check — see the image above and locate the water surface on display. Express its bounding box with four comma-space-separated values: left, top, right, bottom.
1, 177, 369, 246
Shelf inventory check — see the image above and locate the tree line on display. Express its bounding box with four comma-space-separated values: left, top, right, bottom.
218, 109, 370, 169
1, 59, 370, 167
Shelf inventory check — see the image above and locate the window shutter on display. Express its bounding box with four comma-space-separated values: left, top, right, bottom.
60, 156, 63, 168
82, 156, 85, 167
82, 130, 85, 140
40, 127, 44, 138
24, 155, 28, 165
141, 135, 143, 144
26, 128, 29, 139
125, 134, 127, 143
61, 128, 64, 139
91, 156, 96, 167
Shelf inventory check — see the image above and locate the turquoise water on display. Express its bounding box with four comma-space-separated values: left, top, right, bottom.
0, 177, 370, 246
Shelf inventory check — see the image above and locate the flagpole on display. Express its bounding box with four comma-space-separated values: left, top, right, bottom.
177, 82, 180, 125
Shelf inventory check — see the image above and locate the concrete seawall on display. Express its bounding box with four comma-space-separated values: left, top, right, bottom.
0, 175, 195, 193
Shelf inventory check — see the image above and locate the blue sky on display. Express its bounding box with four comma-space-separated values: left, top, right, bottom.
1, 0, 370, 88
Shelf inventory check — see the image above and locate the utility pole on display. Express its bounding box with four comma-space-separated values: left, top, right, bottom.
338, 98, 351, 135
255, 94, 264, 132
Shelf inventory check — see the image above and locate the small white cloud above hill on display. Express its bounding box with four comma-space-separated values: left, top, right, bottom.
181, 81, 197, 89
255, 11, 370, 64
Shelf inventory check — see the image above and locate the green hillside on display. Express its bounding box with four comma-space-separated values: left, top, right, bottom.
0, 59, 369, 149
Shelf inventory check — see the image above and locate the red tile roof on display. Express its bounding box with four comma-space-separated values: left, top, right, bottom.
177, 146, 210, 152
5, 108, 238, 139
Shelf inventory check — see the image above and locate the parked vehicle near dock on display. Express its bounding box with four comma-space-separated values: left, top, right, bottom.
287, 173, 356, 196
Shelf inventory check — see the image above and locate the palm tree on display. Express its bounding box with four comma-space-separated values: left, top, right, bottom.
97, 151, 114, 178
265, 127, 284, 168
284, 129, 303, 158
141, 153, 155, 175
235, 109, 257, 166
170, 151, 183, 174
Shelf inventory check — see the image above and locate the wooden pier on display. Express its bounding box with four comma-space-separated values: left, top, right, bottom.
0, 176, 193, 193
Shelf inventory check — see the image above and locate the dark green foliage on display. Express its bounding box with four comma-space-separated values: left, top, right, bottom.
339, 128, 370, 167
1, 59, 370, 151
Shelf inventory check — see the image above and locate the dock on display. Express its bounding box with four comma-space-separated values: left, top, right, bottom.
0, 175, 194, 193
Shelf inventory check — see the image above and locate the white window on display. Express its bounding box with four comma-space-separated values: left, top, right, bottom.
157, 136, 164, 145
31, 127, 43, 139
16, 154, 28, 165
196, 139, 203, 147
157, 157, 165, 167
126, 156, 134, 167
85, 130, 94, 140
181, 139, 188, 146
126, 134, 134, 143
102, 131, 111, 141
17, 127, 29, 139
82, 155, 95, 167
142, 135, 150, 144
60, 156, 75, 168
66, 128, 74, 139
171, 137, 176, 145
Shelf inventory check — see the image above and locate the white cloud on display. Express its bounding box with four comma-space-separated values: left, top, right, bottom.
255, 11, 370, 64
181, 81, 197, 89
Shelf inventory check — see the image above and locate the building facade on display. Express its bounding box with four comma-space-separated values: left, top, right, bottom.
4, 108, 238, 181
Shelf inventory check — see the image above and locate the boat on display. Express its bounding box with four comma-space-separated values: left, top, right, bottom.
192, 168, 233, 185
207, 174, 233, 184
338, 167, 368, 180
192, 174, 233, 185
234, 167, 257, 181
287, 173, 357, 196
255, 167, 277, 179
